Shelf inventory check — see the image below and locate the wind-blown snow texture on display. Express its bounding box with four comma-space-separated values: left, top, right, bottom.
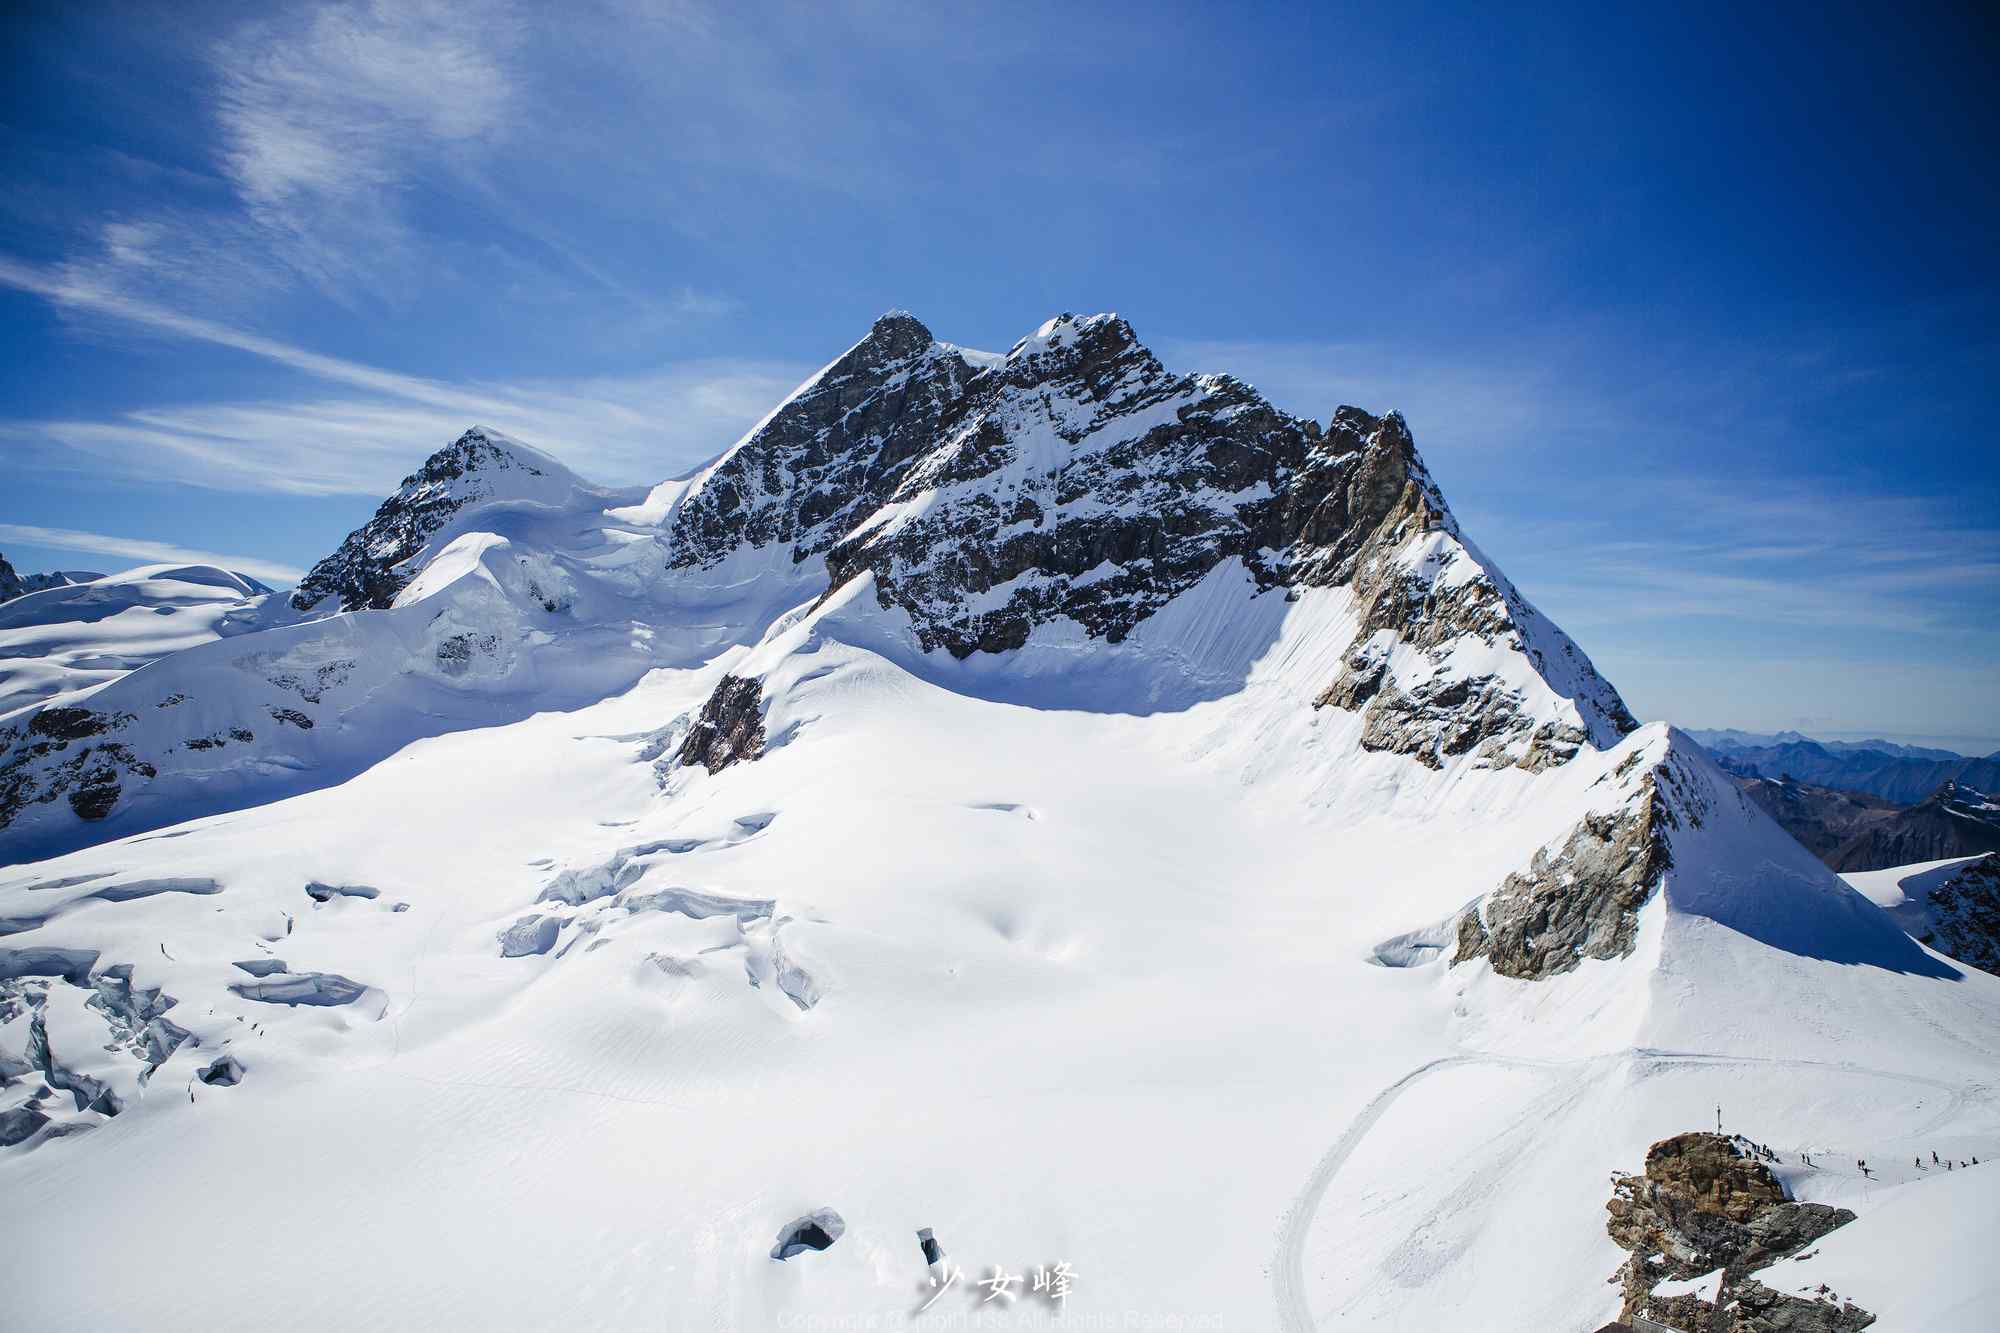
2, 313, 1995, 1331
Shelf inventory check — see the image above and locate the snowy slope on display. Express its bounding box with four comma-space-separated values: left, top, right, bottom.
1844, 852, 2000, 974
2, 313, 1996, 1331
0, 563, 270, 719
1772, 1164, 1998, 1330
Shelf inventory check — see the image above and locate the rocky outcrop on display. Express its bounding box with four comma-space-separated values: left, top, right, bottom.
1312, 419, 1633, 771
1724, 1279, 1876, 1332
290, 427, 556, 614
673, 311, 1337, 654
677, 675, 766, 774
1603, 1132, 1868, 1332
1450, 744, 1706, 979
1917, 853, 2000, 974
1453, 791, 1669, 979
0, 707, 153, 832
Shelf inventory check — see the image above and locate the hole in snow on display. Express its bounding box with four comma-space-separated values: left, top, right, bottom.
305, 881, 379, 903
770, 1208, 845, 1261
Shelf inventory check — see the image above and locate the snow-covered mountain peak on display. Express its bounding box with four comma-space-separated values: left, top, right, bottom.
5, 314, 1999, 1331
287, 426, 592, 615
661, 311, 1634, 761
0, 312, 1648, 859
857, 308, 935, 356
1004, 309, 1140, 363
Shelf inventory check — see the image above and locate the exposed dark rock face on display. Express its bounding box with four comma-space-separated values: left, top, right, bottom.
1918, 853, 2000, 974
1603, 1133, 1868, 1331
1823, 781, 2000, 873
1312, 425, 1633, 771
1449, 740, 1724, 980
27, 707, 124, 742
677, 675, 766, 774
817, 318, 1326, 657
0, 707, 152, 832
1726, 1279, 1876, 1332
668, 313, 985, 573
1454, 772, 1677, 980
290, 427, 551, 614
666, 311, 1634, 770
1733, 775, 1906, 866
1468, 797, 1666, 979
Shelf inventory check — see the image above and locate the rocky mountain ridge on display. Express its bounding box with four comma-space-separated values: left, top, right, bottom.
666, 310, 1635, 762
1731, 774, 1906, 866
0, 553, 101, 604
288, 427, 589, 615
0, 311, 1644, 857
1823, 781, 2000, 873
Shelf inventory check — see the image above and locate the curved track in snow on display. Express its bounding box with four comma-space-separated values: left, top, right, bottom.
1271, 1048, 1984, 1332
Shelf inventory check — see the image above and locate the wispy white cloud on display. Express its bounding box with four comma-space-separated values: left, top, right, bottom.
0, 523, 304, 584
212, 0, 522, 294
0, 252, 807, 492
0, 254, 489, 407
15, 364, 807, 497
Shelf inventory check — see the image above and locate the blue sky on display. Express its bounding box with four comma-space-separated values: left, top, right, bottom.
2, 1, 1995, 748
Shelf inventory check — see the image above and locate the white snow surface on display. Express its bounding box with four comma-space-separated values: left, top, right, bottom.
1842, 853, 1989, 946
0, 563, 271, 719
1771, 1163, 1997, 1330
3, 341, 1998, 1330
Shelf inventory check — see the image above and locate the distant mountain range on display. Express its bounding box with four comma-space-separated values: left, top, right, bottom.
1686, 727, 1972, 761
1736, 773, 2000, 872
1690, 729, 2000, 805
0, 551, 103, 603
